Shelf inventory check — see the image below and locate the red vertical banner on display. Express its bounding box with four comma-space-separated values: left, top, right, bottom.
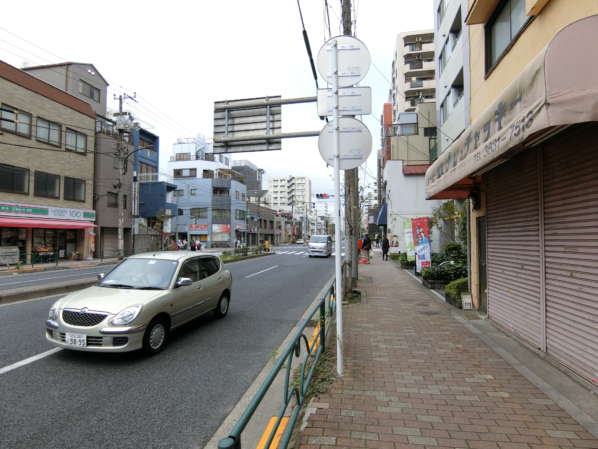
411, 217, 431, 272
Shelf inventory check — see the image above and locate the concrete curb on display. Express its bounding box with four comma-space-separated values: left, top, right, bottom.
0, 278, 97, 305
202, 275, 335, 449
0, 261, 118, 277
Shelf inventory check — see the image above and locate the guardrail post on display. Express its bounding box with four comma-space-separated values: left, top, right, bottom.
218, 437, 240, 449
319, 300, 326, 353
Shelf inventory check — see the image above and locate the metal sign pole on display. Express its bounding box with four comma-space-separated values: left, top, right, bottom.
332, 40, 344, 377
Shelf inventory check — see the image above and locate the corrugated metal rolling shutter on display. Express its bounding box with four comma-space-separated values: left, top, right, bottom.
486, 151, 542, 349
101, 228, 119, 258
543, 125, 598, 383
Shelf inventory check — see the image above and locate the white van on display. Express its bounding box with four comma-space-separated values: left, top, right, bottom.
308, 235, 332, 257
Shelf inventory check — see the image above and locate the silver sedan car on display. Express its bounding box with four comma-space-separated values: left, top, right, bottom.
45, 251, 232, 354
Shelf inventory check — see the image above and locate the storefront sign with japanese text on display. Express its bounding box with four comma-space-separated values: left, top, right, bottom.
0, 201, 96, 221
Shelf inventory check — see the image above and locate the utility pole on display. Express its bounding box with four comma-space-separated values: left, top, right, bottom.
114, 93, 137, 259
341, 0, 359, 289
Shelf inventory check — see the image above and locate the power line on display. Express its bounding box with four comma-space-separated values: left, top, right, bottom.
324, 0, 333, 39
296, 0, 320, 90
370, 59, 456, 146
0, 29, 192, 137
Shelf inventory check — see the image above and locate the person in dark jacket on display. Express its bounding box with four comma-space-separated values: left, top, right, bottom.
382, 235, 390, 261
362, 234, 372, 262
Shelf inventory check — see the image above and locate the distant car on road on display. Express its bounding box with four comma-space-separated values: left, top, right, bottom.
308, 235, 333, 258
295, 239, 304, 245
45, 252, 232, 354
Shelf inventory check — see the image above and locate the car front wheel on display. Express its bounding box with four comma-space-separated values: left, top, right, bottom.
142, 318, 168, 355
214, 292, 230, 319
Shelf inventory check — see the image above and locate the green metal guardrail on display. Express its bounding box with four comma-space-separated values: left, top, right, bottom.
218, 278, 336, 449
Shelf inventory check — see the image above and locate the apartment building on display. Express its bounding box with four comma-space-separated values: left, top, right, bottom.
232, 160, 263, 194
434, 0, 470, 154
390, 30, 436, 118
167, 138, 247, 248
0, 60, 96, 263
426, 0, 598, 384
23, 62, 134, 257
268, 176, 312, 216
380, 30, 444, 253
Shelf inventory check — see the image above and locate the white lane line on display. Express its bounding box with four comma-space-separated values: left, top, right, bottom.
0, 348, 62, 376
245, 265, 279, 279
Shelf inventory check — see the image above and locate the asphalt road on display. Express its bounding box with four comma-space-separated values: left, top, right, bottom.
0, 265, 113, 289
0, 247, 333, 449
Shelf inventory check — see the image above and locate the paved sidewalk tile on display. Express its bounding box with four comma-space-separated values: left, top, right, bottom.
296, 256, 598, 449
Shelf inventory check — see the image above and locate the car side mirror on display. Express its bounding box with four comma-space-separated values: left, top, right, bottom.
176, 277, 193, 288
97, 273, 105, 280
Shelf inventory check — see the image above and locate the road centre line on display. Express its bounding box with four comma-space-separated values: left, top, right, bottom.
0, 348, 62, 376
245, 265, 279, 279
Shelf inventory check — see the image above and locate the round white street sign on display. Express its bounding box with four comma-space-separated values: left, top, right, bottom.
318, 117, 372, 170
316, 35, 371, 88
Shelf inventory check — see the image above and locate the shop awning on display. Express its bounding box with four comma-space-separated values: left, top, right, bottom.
376, 203, 387, 226
426, 14, 598, 199
0, 217, 96, 229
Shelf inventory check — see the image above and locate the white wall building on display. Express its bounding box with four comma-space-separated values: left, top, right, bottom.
384, 160, 442, 252
434, 0, 470, 154
267, 176, 312, 217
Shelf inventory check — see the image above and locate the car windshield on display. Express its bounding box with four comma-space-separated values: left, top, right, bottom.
99, 258, 179, 290
310, 236, 327, 243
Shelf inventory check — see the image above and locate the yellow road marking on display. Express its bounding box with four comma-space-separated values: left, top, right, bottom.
256, 416, 289, 449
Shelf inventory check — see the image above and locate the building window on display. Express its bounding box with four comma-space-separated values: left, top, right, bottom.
235, 210, 246, 220
65, 129, 87, 153
451, 70, 465, 107
0, 163, 29, 194
79, 79, 100, 102
191, 208, 208, 218
190, 188, 197, 196
107, 192, 118, 208
440, 98, 449, 125
178, 208, 184, 216
173, 168, 197, 178
175, 152, 190, 161
213, 187, 229, 197
423, 127, 437, 137
203, 169, 214, 178
212, 209, 230, 220
34, 171, 60, 199
437, 0, 445, 23
36, 118, 62, 147
486, 0, 529, 69
1, 104, 32, 137
123, 194, 127, 210
173, 189, 184, 197
64, 177, 85, 202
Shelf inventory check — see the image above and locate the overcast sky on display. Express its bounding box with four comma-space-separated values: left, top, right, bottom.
1, 1, 434, 194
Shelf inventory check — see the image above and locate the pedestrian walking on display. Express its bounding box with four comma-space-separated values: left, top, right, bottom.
375, 234, 381, 248
362, 234, 372, 263
382, 235, 390, 261
190, 239, 196, 251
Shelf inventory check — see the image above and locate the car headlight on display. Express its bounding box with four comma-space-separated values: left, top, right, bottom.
48, 307, 58, 321
111, 305, 143, 326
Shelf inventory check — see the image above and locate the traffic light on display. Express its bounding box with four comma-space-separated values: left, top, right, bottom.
316, 193, 331, 199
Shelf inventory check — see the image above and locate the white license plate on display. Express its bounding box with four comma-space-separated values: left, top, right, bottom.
65, 332, 87, 347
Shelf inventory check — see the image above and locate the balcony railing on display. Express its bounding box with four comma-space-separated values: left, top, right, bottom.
138, 173, 159, 182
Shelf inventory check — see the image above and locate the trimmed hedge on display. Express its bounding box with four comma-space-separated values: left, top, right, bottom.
445, 277, 469, 308
399, 252, 415, 268
421, 264, 467, 282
